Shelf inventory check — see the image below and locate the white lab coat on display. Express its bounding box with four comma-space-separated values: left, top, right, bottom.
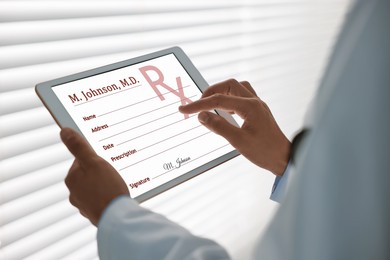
97, 0, 390, 259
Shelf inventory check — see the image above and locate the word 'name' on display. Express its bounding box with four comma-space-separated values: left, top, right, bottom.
83, 114, 96, 121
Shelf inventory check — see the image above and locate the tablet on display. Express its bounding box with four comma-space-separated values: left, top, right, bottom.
36, 46, 239, 202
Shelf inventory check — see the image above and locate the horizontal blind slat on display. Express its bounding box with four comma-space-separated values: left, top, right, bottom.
0, 183, 68, 226
0, 124, 59, 160
60, 241, 98, 260
0, 1, 241, 22
0, 214, 90, 260
0, 0, 311, 22
0, 88, 41, 116
0, 6, 326, 47
0, 143, 71, 182
0, 9, 242, 46
0, 18, 338, 71
0, 200, 75, 247
198, 46, 327, 83
0, 22, 246, 70
0, 160, 72, 204
26, 226, 96, 260
0, 14, 346, 69
0, 107, 54, 138
0, 25, 336, 93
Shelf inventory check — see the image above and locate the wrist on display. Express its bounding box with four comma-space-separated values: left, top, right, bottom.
269, 138, 291, 176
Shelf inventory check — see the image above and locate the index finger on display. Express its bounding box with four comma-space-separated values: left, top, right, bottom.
179, 94, 253, 119
60, 128, 97, 165
202, 79, 256, 99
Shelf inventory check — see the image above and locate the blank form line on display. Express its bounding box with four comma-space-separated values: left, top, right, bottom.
97, 85, 191, 117
152, 143, 230, 179
75, 84, 142, 107
137, 125, 203, 152
99, 111, 189, 142
119, 132, 211, 171
115, 114, 197, 145
109, 94, 198, 127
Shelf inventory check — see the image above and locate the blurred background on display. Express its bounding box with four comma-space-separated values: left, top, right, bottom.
0, 0, 352, 259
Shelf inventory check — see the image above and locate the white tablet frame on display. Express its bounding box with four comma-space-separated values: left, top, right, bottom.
36, 46, 239, 202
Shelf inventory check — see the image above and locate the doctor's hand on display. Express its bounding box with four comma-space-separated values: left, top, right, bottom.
179, 79, 290, 176
60, 128, 129, 226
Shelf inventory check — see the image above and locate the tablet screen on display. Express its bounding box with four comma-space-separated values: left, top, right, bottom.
51, 53, 234, 200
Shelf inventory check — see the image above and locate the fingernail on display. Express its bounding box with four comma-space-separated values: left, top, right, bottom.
198, 112, 209, 124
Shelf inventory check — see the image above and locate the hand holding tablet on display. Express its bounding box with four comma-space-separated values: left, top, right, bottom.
36, 47, 239, 202
60, 127, 130, 226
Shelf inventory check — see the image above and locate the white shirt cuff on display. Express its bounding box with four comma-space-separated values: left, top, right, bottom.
270, 161, 292, 203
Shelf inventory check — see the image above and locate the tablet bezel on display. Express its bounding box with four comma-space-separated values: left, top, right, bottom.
36, 46, 239, 202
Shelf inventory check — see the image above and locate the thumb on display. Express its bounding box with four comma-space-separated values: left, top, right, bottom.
198, 112, 241, 147
60, 128, 97, 165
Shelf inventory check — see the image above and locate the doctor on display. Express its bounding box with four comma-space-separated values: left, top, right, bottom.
60, 0, 389, 259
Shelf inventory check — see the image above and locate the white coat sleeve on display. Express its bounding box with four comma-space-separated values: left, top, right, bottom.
256, 1, 390, 259
97, 196, 230, 260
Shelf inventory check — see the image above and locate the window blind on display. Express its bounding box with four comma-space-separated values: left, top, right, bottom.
0, 0, 351, 259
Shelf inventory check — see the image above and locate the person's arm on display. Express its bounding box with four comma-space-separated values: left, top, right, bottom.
257, 1, 390, 259
60, 128, 230, 260
97, 196, 230, 260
